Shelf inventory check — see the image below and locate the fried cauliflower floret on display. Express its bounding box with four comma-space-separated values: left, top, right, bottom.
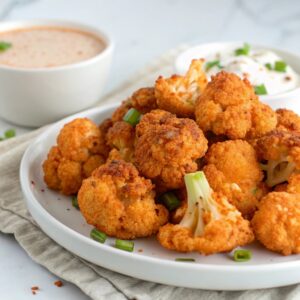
203, 140, 264, 218
111, 99, 132, 122
195, 71, 277, 139
276, 108, 300, 132
135, 110, 208, 190
131, 87, 157, 113
43, 118, 106, 195
106, 121, 135, 162
256, 130, 300, 187
252, 192, 300, 255
78, 160, 169, 239
155, 59, 207, 118
158, 171, 254, 255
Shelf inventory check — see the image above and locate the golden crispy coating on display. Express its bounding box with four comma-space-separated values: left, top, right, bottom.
203, 140, 264, 218
247, 102, 278, 139
131, 87, 157, 113
158, 192, 254, 255
195, 72, 277, 139
106, 121, 135, 162
99, 118, 113, 137
155, 59, 207, 118
135, 110, 208, 190
276, 108, 300, 132
252, 192, 300, 255
43, 118, 106, 195
111, 99, 132, 122
78, 160, 169, 239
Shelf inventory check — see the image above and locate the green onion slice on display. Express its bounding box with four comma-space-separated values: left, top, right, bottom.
235, 43, 250, 56
233, 249, 252, 262
0, 41, 12, 52
265, 63, 272, 70
254, 84, 267, 95
175, 258, 195, 262
160, 192, 181, 211
274, 60, 287, 72
115, 239, 134, 252
72, 196, 79, 209
4, 129, 15, 139
90, 228, 107, 243
205, 60, 222, 71
123, 108, 142, 126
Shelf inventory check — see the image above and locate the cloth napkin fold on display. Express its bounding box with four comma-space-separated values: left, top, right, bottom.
0, 45, 299, 300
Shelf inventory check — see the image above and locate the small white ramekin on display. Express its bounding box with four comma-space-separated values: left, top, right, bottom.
175, 42, 300, 114
0, 20, 114, 127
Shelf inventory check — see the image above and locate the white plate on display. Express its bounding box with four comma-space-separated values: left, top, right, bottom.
20, 103, 300, 291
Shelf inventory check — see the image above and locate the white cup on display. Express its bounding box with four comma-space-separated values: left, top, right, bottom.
0, 20, 114, 127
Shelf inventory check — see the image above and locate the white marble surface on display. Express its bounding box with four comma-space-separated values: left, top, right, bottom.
1, 0, 300, 299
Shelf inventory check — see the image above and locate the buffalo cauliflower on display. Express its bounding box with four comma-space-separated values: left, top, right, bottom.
131, 87, 158, 113
155, 59, 207, 118
43, 118, 107, 195
252, 191, 300, 255
256, 130, 300, 187
276, 108, 300, 132
106, 121, 135, 162
135, 109, 208, 190
78, 159, 169, 239
157, 171, 254, 255
203, 140, 265, 218
195, 71, 277, 139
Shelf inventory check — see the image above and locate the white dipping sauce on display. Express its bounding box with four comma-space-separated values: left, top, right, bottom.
205, 45, 299, 95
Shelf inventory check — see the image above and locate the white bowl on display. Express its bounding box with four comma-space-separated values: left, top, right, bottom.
0, 20, 114, 127
175, 42, 300, 114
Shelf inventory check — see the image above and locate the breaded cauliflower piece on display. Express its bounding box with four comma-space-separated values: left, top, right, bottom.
106, 121, 135, 162
203, 140, 264, 218
158, 171, 254, 255
155, 59, 207, 118
256, 130, 300, 187
276, 108, 300, 132
111, 99, 132, 122
135, 109, 208, 190
78, 160, 169, 239
195, 71, 277, 139
131, 87, 158, 113
43, 118, 107, 195
252, 192, 300, 255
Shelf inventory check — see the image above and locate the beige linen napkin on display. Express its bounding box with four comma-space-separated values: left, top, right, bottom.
0, 46, 299, 300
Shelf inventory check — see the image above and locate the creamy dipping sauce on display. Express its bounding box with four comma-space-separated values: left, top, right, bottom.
0, 26, 105, 68
205, 44, 299, 95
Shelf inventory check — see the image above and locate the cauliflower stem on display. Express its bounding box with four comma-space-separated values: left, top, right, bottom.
261, 157, 295, 187
180, 171, 220, 236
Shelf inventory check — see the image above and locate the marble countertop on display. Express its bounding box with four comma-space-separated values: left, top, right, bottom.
1, 0, 300, 299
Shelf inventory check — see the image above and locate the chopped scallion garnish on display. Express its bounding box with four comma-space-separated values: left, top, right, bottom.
205, 60, 222, 71
254, 84, 267, 95
274, 60, 287, 72
90, 228, 107, 243
72, 196, 79, 209
0, 41, 12, 52
123, 108, 142, 126
4, 129, 15, 139
175, 258, 195, 262
160, 192, 181, 211
265, 63, 272, 70
233, 249, 252, 262
115, 239, 134, 252
235, 43, 250, 56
